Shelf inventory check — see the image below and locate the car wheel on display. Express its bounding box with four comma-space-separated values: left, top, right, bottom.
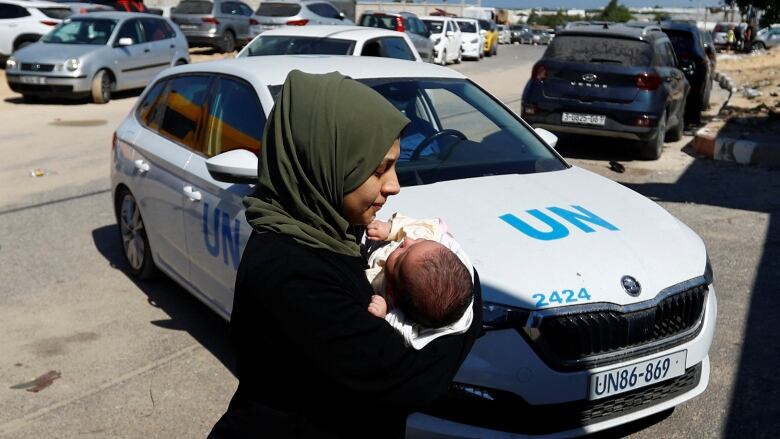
666, 100, 684, 142
455, 48, 462, 64
640, 111, 666, 160
91, 69, 112, 104
220, 30, 236, 53
116, 189, 157, 279
439, 49, 447, 66
751, 41, 766, 51
492, 42, 497, 56
174, 59, 187, 66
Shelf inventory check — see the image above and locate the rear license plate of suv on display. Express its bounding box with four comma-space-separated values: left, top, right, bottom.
589, 350, 687, 400
562, 112, 606, 126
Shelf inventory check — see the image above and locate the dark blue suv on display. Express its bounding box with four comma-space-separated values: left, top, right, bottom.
521, 23, 689, 159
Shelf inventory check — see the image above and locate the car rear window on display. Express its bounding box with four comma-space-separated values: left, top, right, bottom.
241, 36, 355, 56
456, 21, 476, 33
544, 36, 653, 67
360, 14, 397, 30
255, 3, 301, 17
37, 7, 72, 19
174, 1, 213, 14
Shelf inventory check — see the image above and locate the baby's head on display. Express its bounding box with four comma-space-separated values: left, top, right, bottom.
384, 238, 473, 328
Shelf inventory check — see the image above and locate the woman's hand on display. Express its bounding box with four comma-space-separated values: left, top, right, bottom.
368, 295, 388, 318
367, 220, 392, 241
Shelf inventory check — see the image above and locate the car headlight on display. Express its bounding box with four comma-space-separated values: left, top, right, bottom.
483, 301, 532, 330
5, 56, 18, 70
64, 58, 80, 72
704, 253, 714, 284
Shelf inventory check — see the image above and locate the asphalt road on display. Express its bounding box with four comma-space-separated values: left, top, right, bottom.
1, 44, 779, 438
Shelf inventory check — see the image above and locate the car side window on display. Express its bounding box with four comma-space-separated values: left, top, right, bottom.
238, 2, 252, 16
141, 18, 169, 42
412, 18, 426, 35
158, 75, 212, 152
378, 37, 416, 61
203, 77, 265, 156
116, 19, 144, 45
137, 80, 168, 129
665, 43, 678, 67
221, 2, 240, 15
0, 3, 30, 18
309, 3, 339, 19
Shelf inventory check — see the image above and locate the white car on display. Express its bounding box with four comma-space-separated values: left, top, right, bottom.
421, 16, 461, 65
110, 55, 716, 438
237, 25, 421, 61
454, 18, 482, 60
0, 0, 71, 59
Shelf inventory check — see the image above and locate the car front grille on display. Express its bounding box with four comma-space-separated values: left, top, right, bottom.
523, 283, 708, 371
21, 63, 55, 72
423, 363, 702, 435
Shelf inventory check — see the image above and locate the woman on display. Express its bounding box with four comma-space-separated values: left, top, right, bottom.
209, 70, 482, 438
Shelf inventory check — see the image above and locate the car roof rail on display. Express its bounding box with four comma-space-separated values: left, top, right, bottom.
642, 25, 663, 35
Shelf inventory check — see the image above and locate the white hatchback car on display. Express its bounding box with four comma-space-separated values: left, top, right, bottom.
0, 0, 71, 59
454, 18, 482, 60
237, 25, 420, 61
111, 56, 716, 438
421, 16, 462, 65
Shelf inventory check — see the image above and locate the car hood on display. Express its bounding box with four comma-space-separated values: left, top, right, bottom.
381, 166, 707, 310
13, 43, 105, 63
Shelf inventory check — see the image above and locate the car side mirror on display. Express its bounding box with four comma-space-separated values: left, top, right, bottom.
535, 128, 558, 149
206, 149, 258, 184
337, 11, 345, 20
117, 37, 133, 46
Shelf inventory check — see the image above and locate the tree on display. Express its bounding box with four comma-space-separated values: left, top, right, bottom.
725, 0, 778, 28
596, 0, 634, 23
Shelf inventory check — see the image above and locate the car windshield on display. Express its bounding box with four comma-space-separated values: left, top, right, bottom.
255, 2, 301, 16
41, 18, 117, 45
271, 78, 566, 186
174, 0, 213, 14
478, 20, 490, 31
545, 36, 652, 66
456, 21, 477, 33
240, 36, 355, 56
423, 19, 444, 34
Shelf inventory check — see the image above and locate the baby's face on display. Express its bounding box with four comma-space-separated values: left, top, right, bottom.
384, 238, 445, 303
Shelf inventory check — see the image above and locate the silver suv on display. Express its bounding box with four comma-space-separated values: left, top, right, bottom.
753, 25, 780, 50
171, 0, 253, 53
251, 0, 353, 34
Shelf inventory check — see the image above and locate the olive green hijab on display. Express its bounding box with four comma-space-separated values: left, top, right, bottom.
244, 70, 409, 257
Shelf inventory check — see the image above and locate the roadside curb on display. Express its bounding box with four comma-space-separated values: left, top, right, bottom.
693, 127, 780, 168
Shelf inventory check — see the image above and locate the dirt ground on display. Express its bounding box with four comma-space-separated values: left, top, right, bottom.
713, 49, 780, 136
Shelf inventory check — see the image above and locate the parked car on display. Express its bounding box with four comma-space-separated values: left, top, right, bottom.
237, 25, 420, 61
46, 0, 113, 15
358, 10, 433, 62
76, 0, 150, 13
531, 28, 552, 45
752, 25, 780, 50
111, 54, 716, 439
658, 20, 714, 125
251, 0, 353, 34
454, 17, 481, 60
510, 23, 532, 44
477, 18, 497, 56
5, 12, 189, 103
0, 0, 71, 60
496, 23, 510, 44
170, 0, 253, 53
522, 22, 689, 159
699, 27, 717, 89
421, 15, 461, 65
711, 22, 736, 50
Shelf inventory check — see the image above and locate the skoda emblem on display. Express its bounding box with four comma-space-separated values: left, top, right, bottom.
621, 276, 641, 297
582, 73, 598, 83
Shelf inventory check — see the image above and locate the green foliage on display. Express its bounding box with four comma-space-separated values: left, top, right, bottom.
653, 12, 670, 21
527, 9, 585, 27
724, 0, 778, 28
596, 0, 634, 22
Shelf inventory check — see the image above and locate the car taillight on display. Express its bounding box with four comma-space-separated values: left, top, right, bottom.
635, 72, 662, 90
250, 18, 259, 25
522, 104, 537, 116
202, 16, 219, 24
40, 20, 58, 26
286, 19, 309, 26
395, 16, 404, 33
112, 131, 118, 155
531, 63, 546, 81
635, 115, 651, 127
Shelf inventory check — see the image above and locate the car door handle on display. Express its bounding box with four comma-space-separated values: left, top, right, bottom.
134, 159, 150, 173
144, 48, 150, 53
183, 185, 202, 201
170, 44, 175, 48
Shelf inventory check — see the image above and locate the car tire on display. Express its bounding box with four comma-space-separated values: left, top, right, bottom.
116, 189, 157, 280
751, 41, 765, 51
455, 48, 462, 64
640, 111, 666, 160
492, 42, 497, 56
439, 49, 447, 66
666, 101, 684, 142
91, 69, 112, 104
220, 30, 236, 53
175, 59, 188, 66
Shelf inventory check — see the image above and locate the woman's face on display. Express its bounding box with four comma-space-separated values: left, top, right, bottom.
341, 138, 401, 225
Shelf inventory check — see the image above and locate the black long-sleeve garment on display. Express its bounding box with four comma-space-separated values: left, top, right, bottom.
209, 232, 482, 438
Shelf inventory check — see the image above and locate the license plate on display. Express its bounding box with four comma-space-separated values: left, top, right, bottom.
179, 24, 197, 30
589, 350, 687, 400
562, 112, 606, 126
20, 76, 46, 85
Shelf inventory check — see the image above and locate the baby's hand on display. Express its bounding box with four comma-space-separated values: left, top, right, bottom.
367, 220, 391, 241
368, 295, 388, 318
